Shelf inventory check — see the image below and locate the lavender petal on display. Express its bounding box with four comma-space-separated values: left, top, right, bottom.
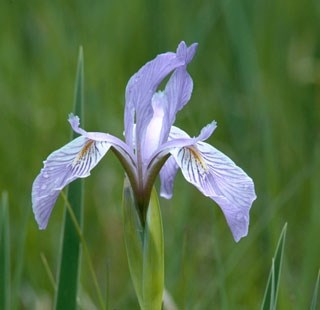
159, 157, 179, 199
32, 136, 111, 229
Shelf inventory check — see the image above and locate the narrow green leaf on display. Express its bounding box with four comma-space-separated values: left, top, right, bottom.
54, 46, 84, 310
11, 201, 29, 310
122, 178, 143, 306
310, 270, 320, 310
270, 259, 275, 308
142, 187, 164, 310
60, 192, 105, 309
261, 223, 287, 310
0, 192, 10, 310
40, 252, 57, 291
105, 261, 110, 310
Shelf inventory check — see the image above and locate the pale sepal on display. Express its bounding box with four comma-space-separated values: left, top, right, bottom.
165, 124, 256, 242
32, 136, 111, 229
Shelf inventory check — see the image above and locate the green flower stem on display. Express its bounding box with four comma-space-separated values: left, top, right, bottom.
122, 178, 164, 309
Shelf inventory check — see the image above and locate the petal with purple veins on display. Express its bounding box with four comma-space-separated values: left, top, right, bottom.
124, 42, 198, 150
170, 140, 256, 242
124, 50, 183, 149
161, 124, 256, 242
32, 136, 111, 229
161, 68, 193, 142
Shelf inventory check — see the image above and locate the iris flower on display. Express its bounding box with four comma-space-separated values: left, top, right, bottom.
32, 42, 256, 242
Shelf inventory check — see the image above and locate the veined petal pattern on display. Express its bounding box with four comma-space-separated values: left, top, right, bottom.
170, 140, 256, 241
32, 136, 110, 229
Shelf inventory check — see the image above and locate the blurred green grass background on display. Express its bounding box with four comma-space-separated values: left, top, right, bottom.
1, 0, 320, 308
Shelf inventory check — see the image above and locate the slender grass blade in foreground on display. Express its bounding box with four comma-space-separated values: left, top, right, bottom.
0, 192, 10, 310
40, 252, 57, 291
310, 270, 320, 310
54, 47, 84, 310
11, 199, 29, 310
122, 179, 164, 310
60, 191, 105, 309
261, 223, 287, 310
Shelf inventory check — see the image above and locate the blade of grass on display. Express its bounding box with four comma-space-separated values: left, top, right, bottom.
11, 200, 29, 310
60, 191, 105, 309
54, 46, 84, 310
270, 259, 275, 309
0, 192, 10, 310
261, 223, 287, 310
310, 270, 320, 310
105, 261, 110, 310
40, 252, 57, 292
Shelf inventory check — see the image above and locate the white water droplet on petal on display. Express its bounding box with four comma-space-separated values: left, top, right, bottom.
43, 172, 49, 178
41, 184, 47, 190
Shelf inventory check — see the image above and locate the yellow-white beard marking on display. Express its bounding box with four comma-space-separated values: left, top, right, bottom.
178, 145, 208, 181
72, 139, 96, 175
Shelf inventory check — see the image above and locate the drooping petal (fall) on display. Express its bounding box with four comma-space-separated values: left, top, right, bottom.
69, 114, 136, 162
161, 124, 256, 242
32, 115, 137, 230
32, 136, 111, 229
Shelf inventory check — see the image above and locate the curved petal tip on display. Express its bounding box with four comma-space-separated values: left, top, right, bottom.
176, 41, 198, 64
68, 114, 86, 135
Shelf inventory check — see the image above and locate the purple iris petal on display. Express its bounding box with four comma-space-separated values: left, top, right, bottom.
196, 121, 217, 141
164, 124, 256, 242
32, 189, 60, 230
32, 115, 137, 229
164, 68, 193, 127
32, 135, 111, 229
194, 141, 256, 241
68, 113, 87, 135
177, 42, 198, 65
159, 157, 179, 199
124, 49, 182, 150
124, 42, 197, 152
141, 92, 168, 162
